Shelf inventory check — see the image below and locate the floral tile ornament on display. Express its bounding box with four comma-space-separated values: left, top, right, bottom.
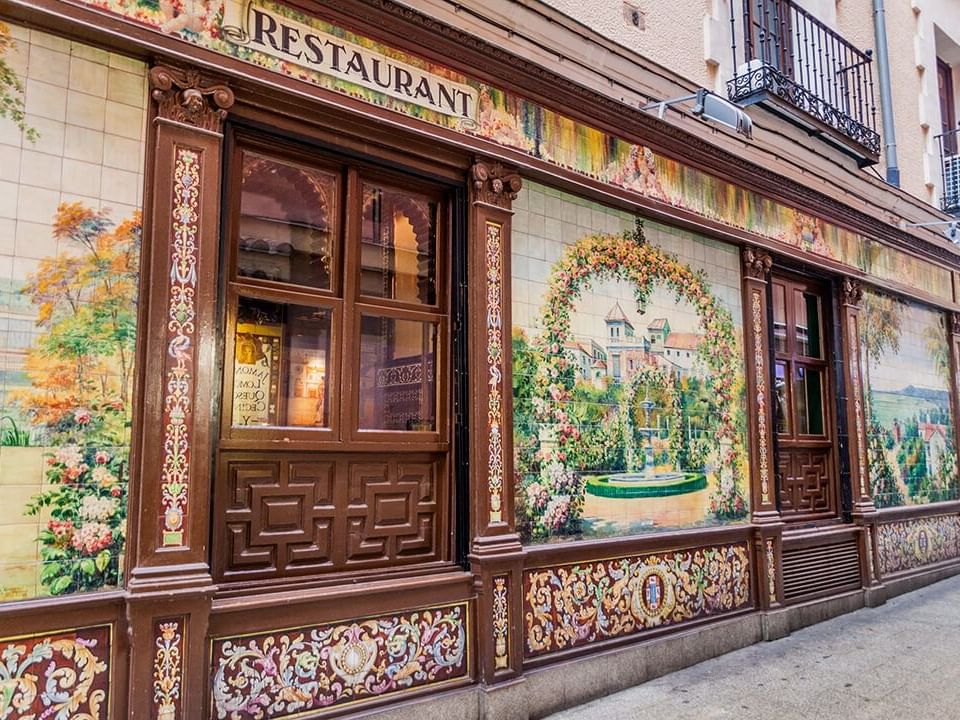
210, 603, 468, 719
524, 543, 751, 657
0, 624, 112, 719
876, 515, 960, 576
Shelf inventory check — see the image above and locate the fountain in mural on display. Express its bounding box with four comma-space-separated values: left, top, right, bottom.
587, 390, 705, 498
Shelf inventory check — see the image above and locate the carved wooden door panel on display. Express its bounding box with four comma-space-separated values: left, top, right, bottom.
771, 276, 839, 521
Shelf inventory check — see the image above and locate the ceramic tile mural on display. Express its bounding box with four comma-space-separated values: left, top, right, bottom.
76, 0, 955, 303
861, 290, 959, 508
524, 543, 751, 657
512, 182, 748, 543
876, 515, 960, 576
0, 22, 145, 600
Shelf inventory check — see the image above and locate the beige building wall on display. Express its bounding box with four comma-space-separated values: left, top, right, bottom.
536, 0, 960, 214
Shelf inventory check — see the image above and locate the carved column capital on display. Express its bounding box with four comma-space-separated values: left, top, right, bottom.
841, 277, 864, 307
950, 311, 960, 337
741, 246, 772, 280
149, 65, 235, 131
471, 159, 522, 208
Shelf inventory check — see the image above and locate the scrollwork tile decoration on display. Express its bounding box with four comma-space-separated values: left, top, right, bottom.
153, 620, 184, 720
524, 543, 751, 657
765, 537, 777, 604
493, 575, 510, 670
751, 288, 771, 505
876, 515, 960, 576
210, 603, 468, 719
160, 147, 201, 547
486, 220, 505, 523
0, 624, 111, 719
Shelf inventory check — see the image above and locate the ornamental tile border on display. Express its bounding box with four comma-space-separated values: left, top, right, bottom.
523, 543, 751, 658
210, 602, 469, 720
153, 619, 184, 720
493, 575, 510, 670
160, 146, 201, 547
764, 537, 776, 604
0, 624, 112, 719
876, 515, 960, 576
486, 220, 505, 523
751, 288, 770, 505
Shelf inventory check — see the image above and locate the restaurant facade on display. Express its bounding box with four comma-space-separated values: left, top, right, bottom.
0, 0, 958, 717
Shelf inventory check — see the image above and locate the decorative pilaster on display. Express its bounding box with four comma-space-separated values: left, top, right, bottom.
948, 313, 960, 493
468, 159, 524, 687
125, 63, 232, 720
741, 247, 777, 521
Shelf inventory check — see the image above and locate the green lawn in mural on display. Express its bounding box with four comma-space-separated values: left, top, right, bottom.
511, 190, 748, 543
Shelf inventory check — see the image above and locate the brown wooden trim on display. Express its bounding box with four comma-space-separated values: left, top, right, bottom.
874, 499, 960, 521
840, 278, 874, 514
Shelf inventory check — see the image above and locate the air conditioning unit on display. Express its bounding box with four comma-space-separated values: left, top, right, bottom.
945, 154, 960, 213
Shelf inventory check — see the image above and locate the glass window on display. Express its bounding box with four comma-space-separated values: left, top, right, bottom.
795, 366, 824, 435
358, 315, 438, 431
772, 282, 787, 354
361, 184, 438, 305
232, 296, 332, 428
774, 361, 790, 434
795, 290, 822, 359
238, 152, 336, 291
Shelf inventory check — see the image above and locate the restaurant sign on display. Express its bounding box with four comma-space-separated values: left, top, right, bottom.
222, 0, 478, 121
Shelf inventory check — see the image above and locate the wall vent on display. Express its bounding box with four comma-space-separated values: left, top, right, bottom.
781, 534, 862, 603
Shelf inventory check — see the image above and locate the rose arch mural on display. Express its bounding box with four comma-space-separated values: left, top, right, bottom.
514, 225, 749, 542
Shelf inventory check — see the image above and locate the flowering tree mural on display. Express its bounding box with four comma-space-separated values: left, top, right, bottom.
16, 203, 140, 594
516, 225, 748, 541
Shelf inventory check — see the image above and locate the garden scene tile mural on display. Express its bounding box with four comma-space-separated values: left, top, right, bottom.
512, 182, 748, 543
0, 22, 145, 599
861, 290, 959, 508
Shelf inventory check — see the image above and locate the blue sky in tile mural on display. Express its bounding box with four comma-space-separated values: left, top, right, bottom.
0, 22, 146, 600
511, 182, 748, 544
862, 291, 958, 508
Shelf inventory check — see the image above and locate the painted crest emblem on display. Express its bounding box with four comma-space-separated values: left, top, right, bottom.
629, 565, 676, 623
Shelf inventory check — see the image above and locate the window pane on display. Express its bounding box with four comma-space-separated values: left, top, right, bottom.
232, 297, 331, 428
795, 290, 822, 358
774, 361, 790, 434
361, 184, 437, 305
359, 315, 437, 430
772, 283, 787, 354
238, 152, 335, 290
795, 366, 824, 435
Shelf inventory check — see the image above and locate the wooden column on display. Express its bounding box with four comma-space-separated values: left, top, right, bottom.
741, 247, 783, 609
467, 159, 525, 686
948, 313, 960, 492
839, 277, 881, 589
124, 64, 233, 720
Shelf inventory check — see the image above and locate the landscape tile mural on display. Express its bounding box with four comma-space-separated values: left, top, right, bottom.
512, 182, 748, 543
0, 22, 145, 600
861, 290, 958, 507
77, 0, 955, 302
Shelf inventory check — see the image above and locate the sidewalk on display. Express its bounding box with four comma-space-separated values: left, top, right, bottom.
545, 574, 960, 720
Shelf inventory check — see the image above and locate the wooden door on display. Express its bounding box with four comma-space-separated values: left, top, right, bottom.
771, 276, 839, 521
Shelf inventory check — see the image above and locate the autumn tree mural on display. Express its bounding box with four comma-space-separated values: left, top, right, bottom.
18, 203, 141, 595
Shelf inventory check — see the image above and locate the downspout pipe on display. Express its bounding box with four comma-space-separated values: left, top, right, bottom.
873, 0, 899, 186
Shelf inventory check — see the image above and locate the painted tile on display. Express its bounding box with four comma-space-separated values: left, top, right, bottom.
524, 542, 751, 657
861, 290, 959, 507
512, 181, 747, 543
876, 515, 960, 575
0, 21, 146, 600
210, 603, 469, 719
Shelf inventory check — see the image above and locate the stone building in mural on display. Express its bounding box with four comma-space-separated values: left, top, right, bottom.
0, 0, 958, 718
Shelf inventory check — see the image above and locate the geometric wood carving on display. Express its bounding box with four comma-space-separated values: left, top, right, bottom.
215, 454, 443, 581
779, 448, 834, 517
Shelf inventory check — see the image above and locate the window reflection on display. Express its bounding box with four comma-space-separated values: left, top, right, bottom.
238, 152, 335, 290
359, 316, 438, 430
795, 290, 822, 358
772, 283, 787, 354
361, 184, 437, 305
795, 366, 824, 435
774, 361, 790, 434
232, 297, 331, 428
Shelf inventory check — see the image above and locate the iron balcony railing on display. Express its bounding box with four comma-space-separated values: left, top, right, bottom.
938, 127, 960, 215
727, 0, 880, 158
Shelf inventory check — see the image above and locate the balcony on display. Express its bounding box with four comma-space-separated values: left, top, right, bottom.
727, 0, 880, 165
937, 128, 960, 215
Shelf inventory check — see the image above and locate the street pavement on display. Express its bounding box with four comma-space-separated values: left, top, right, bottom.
544, 574, 960, 720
